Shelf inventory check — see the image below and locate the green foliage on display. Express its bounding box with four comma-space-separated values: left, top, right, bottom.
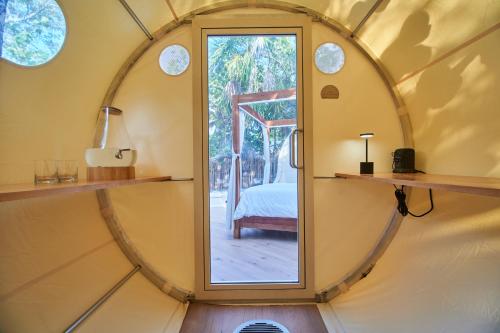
1, 0, 66, 66
208, 35, 297, 159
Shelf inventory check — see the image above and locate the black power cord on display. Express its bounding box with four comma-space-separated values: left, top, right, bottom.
394, 185, 434, 217
393, 170, 434, 217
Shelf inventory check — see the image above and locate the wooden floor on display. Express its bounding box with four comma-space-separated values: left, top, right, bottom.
180, 303, 328, 333
209, 192, 298, 283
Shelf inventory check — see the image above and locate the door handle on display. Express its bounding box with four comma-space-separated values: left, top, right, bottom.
289, 128, 303, 169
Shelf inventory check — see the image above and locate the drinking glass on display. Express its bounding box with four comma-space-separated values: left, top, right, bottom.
57, 160, 79, 183
34, 160, 58, 185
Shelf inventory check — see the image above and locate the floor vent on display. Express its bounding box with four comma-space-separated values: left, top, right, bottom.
234, 320, 290, 333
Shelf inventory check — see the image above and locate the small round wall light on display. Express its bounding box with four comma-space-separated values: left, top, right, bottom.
315, 42, 345, 74
159, 44, 190, 76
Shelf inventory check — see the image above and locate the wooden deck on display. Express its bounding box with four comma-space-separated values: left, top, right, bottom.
209, 194, 298, 283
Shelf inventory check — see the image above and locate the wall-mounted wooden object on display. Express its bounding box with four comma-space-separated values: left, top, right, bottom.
320, 85, 339, 99
335, 172, 500, 197
0, 176, 171, 202
87, 166, 135, 181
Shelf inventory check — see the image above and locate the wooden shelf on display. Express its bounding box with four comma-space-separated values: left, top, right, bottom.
334, 173, 500, 198
0, 176, 171, 203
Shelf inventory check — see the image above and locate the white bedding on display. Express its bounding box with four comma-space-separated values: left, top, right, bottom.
233, 183, 297, 220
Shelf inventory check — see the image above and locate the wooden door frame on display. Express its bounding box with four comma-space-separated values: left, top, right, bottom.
193, 15, 314, 301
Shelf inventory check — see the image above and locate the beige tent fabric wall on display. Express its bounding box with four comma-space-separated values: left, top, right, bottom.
0, 193, 120, 332
311, 22, 403, 289
109, 182, 195, 291
286, 0, 382, 32
0, 0, 171, 184
77, 274, 187, 333
311, 23, 403, 176
126, 0, 176, 33
0, 193, 183, 333
399, 29, 500, 178
112, 25, 194, 180
111, 25, 195, 291
325, 2, 500, 332
356, 0, 500, 83
328, 192, 500, 333
0, 0, 183, 332
169, 0, 379, 32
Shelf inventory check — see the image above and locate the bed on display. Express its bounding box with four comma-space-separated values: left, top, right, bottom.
233, 183, 298, 238
232, 108, 298, 237
226, 89, 299, 239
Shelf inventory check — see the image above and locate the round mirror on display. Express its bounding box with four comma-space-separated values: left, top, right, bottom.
314, 42, 345, 74
159, 44, 190, 76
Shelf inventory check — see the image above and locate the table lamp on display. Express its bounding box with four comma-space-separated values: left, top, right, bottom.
360, 132, 374, 174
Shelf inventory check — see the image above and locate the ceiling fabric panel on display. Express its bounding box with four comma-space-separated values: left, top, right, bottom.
162, 0, 499, 87
126, 0, 175, 33
356, 0, 500, 83
288, 0, 380, 31
168, 0, 378, 31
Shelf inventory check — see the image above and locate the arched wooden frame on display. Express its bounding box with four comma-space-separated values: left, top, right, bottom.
98, 0, 413, 304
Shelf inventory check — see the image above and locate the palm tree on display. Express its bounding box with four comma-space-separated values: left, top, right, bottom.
208, 35, 297, 163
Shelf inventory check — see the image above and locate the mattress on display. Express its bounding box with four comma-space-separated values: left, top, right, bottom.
233, 183, 298, 220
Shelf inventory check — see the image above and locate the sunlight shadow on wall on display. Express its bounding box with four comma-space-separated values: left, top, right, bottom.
380, 10, 432, 82
398, 30, 500, 177
347, 0, 389, 32
358, 0, 499, 79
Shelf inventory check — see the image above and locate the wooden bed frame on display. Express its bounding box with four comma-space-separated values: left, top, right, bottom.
231, 89, 298, 239
233, 216, 297, 238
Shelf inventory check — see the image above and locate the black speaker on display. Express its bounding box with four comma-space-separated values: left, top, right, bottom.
392, 148, 416, 173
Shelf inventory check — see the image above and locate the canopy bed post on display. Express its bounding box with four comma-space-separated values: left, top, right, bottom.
232, 95, 241, 207
232, 95, 242, 238
229, 89, 298, 239
262, 125, 271, 184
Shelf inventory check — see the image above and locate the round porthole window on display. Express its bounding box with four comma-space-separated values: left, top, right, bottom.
0, 0, 67, 67
315, 42, 345, 74
159, 44, 190, 76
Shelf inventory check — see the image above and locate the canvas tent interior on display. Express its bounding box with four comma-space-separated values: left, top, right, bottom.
0, 0, 499, 332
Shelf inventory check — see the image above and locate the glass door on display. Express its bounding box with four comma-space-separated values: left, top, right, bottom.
208, 33, 299, 284
193, 16, 314, 301
201, 27, 305, 291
